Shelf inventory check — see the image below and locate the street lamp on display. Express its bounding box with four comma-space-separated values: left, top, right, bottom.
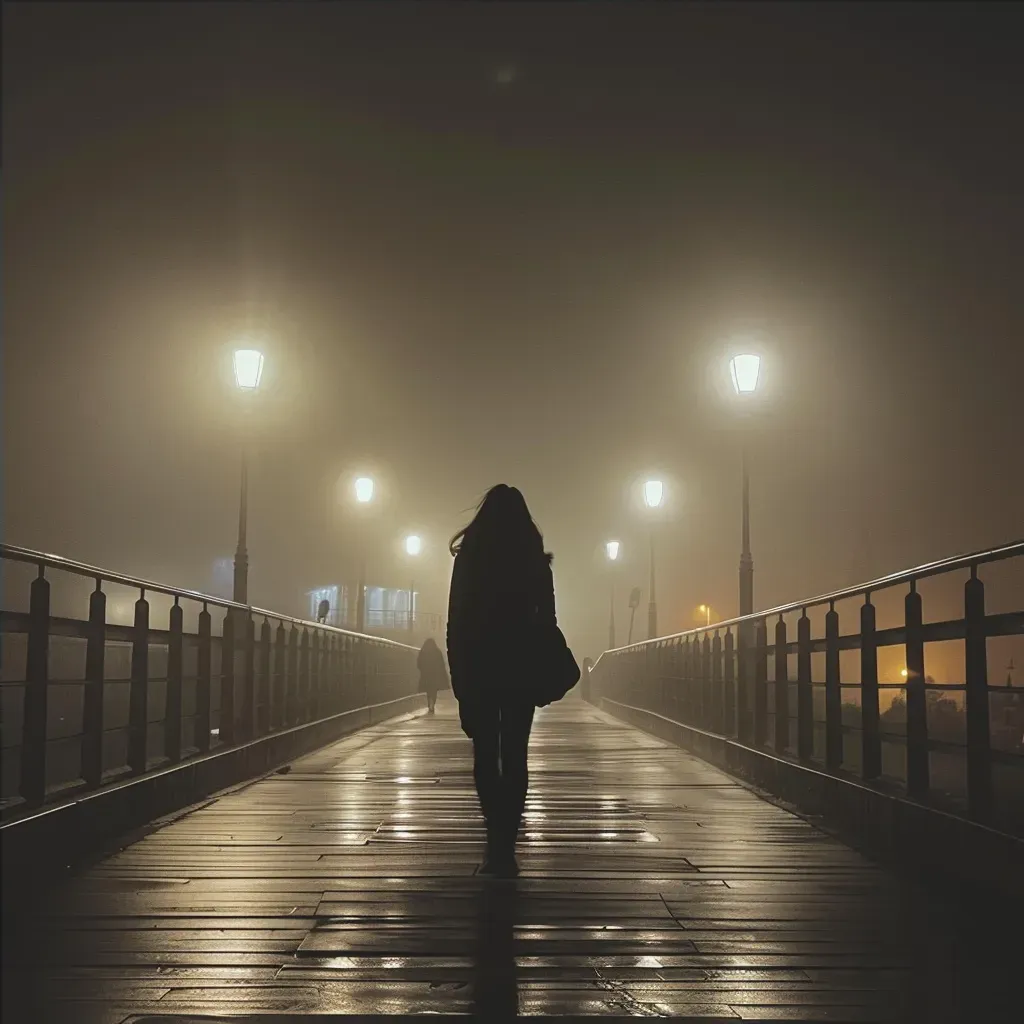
699, 603, 712, 627
353, 476, 376, 629
729, 352, 761, 616
404, 534, 422, 632
231, 348, 264, 603
643, 480, 664, 639
605, 540, 620, 649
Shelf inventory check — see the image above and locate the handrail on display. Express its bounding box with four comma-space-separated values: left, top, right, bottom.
0, 543, 417, 651
594, 538, 1024, 666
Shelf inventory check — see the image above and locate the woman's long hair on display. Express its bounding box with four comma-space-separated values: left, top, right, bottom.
449, 484, 552, 566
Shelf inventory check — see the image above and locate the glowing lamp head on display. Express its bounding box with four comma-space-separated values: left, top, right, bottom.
901, 668, 909, 678
233, 349, 265, 391
606, 540, 620, 562
699, 604, 708, 613
405, 534, 422, 557
729, 353, 761, 395
643, 479, 664, 509
354, 476, 375, 504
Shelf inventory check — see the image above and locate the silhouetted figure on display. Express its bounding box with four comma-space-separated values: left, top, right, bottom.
416, 637, 449, 714
316, 598, 330, 624
470, 878, 518, 1015
447, 484, 557, 878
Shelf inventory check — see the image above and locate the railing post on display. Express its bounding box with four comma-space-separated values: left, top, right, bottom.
273, 621, 287, 729
796, 609, 813, 761
258, 618, 272, 736
220, 610, 235, 746
737, 620, 752, 743
287, 624, 300, 725
774, 615, 789, 753
723, 628, 736, 737
299, 627, 311, 721
825, 601, 842, 771
239, 612, 256, 742
309, 629, 321, 721
82, 581, 106, 789
904, 583, 930, 801
196, 605, 212, 753
20, 568, 51, 806
165, 598, 183, 764
711, 631, 723, 733
860, 597, 881, 780
964, 569, 992, 822
127, 592, 150, 774
701, 634, 713, 729
754, 618, 768, 747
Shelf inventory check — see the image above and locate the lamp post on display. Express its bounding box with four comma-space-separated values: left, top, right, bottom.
404, 534, 422, 632
729, 353, 761, 616
353, 476, 375, 630
231, 348, 265, 604
699, 603, 712, 628
606, 540, 620, 649
643, 479, 664, 639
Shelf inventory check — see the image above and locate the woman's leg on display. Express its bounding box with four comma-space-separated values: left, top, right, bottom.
497, 701, 535, 857
470, 702, 502, 855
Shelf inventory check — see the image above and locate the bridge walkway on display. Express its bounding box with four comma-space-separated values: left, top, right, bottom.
3, 696, 1008, 1021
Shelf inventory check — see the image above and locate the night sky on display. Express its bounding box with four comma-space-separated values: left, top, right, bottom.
4, 2, 1022, 659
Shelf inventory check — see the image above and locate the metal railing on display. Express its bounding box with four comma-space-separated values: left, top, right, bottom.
0, 544, 419, 815
589, 541, 1024, 834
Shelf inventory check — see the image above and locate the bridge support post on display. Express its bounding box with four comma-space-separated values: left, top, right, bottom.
796, 610, 813, 761
904, 584, 930, 801
127, 593, 150, 774
711, 631, 723, 734
774, 616, 789, 754
860, 598, 881, 780
825, 602, 842, 771
220, 610, 236, 747
20, 570, 51, 806
964, 571, 992, 822
82, 582, 106, 788
753, 618, 768, 747
197, 606, 212, 752
165, 599, 183, 763
723, 628, 736, 737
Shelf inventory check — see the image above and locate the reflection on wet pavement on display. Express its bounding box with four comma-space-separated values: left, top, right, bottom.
2, 695, 994, 1020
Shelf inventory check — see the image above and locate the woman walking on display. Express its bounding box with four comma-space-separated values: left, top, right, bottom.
446, 484, 557, 877
416, 637, 449, 714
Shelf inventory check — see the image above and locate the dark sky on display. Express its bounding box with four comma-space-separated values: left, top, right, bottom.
4, 2, 1023, 658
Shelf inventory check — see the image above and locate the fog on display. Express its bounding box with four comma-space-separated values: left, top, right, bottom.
4, 3, 1022, 661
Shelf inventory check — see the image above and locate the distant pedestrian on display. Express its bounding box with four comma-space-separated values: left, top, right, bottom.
417, 637, 450, 714
316, 598, 330, 624
446, 484, 560, 878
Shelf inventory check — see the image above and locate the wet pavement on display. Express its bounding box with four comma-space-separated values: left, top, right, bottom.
2, 694, 1012, 1021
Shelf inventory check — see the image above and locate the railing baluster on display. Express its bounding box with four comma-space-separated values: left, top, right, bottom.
754, 618, 768, 747
82, 580, 106, 789
240, 612, 256, 742
309, 628, 321, 721
165, 597, 183, 764
273, 621, 287, 729
964, 568, 992, 822
287, 624, 299, 725
196, 605, 212, 753
701, 633, 712, 729
738, 622, 753, 742
299, 628, 311, 721
860, 596, 881, 780
796, 609, 813, 761
774, 615, 789, 754
723, 628, 736, 737
258, 618, 272, 736
127, 591, 150, 774
904, 582, 930, 801
20, 567, 51, 806
825, 601, 842, 771
711, 631, 723, 734
220, 610, 235, 746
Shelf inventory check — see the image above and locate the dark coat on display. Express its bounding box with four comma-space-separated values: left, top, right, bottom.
446, 546, 556, 731
416, 641, 450, 695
